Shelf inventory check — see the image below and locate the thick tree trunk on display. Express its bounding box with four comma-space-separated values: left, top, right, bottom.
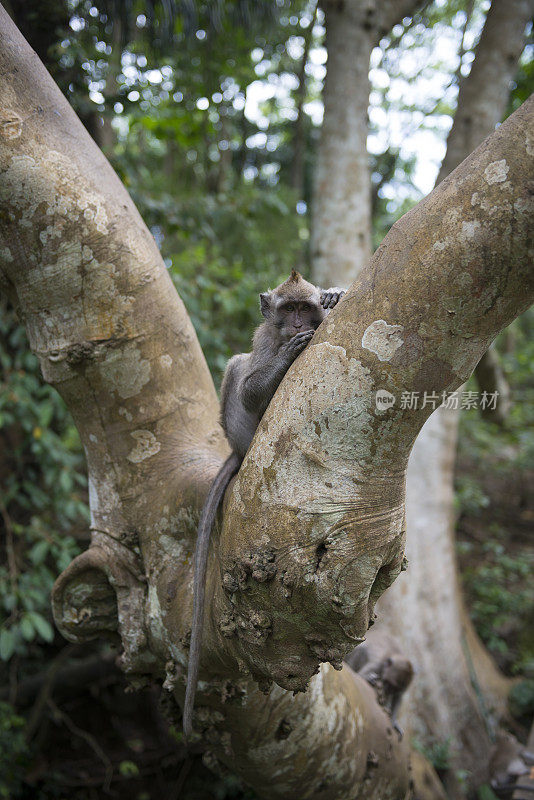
1, 8, 533, 799
290, 3, 317, 197
311, 2, 372, 285
311, 0, 424, 285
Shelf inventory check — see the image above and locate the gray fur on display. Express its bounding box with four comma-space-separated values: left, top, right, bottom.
183, 272, 345, 737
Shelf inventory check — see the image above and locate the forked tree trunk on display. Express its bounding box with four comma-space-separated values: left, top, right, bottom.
1, 8, 533, 799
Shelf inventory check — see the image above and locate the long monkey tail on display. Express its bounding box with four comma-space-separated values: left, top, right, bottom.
183, 451, 242, 739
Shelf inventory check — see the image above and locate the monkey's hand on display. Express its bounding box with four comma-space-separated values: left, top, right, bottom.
280, 330, 314, 363
320, 287, 346, 310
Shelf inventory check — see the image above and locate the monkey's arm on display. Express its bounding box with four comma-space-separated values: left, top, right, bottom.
241, 331, 313, 416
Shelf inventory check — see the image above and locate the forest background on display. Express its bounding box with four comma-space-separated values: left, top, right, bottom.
0, 0, 532, 798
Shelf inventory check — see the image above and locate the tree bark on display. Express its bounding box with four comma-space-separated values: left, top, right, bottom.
1, 8, 533, 799
0, 11, 407, 798
0, 3, 227, 671
290, 3, 317, 197
311, 0, 425, 286
311, 1, 373, 285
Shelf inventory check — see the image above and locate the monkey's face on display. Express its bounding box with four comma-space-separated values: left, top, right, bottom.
275, 299, 324, 339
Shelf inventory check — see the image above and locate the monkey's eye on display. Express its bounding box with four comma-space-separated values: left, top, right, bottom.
301, 303, 311, 312
286, 304, 294, 312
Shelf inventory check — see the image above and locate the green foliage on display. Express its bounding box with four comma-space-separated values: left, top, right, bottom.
454, 474, 490, 516
455, 310, 534, 674
162, 187, 306, 384
477, 786, 500, 800
0, 703, 29, 798
0, 305, 87, 664
506, 24, 534, 118
119, 760, 140, 777
508, 679, 534, 721
413, 736, 452, 771
413, 737, 469, 790
457, 312, 534, 472
58, 0, 317, 388
461, 541, 533, 662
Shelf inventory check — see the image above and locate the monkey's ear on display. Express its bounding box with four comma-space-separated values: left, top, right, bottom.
260, 292, 271, 317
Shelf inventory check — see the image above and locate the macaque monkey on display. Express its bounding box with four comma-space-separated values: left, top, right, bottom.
183, 270, 346, 737
345, 629, 414, 739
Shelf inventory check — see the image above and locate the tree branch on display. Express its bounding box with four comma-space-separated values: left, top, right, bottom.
210, 96, 534, 694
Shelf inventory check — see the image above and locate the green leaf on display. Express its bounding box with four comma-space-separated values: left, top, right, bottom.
28, 613, 54, 643
477, 785, 500, 800
59, 471, 72, 493
0, 629, 15, 661
119, 761, 139, 777
29, 540, 49, 565
3, 594, 16, 613
19, 615, 34, 641
38, 402, 54, 428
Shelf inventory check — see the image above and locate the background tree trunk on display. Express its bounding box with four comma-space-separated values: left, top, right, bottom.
311, 1, 373, 286
312, 0, 427, 286
311, 0, 533, 793
290, 2, 317, 198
